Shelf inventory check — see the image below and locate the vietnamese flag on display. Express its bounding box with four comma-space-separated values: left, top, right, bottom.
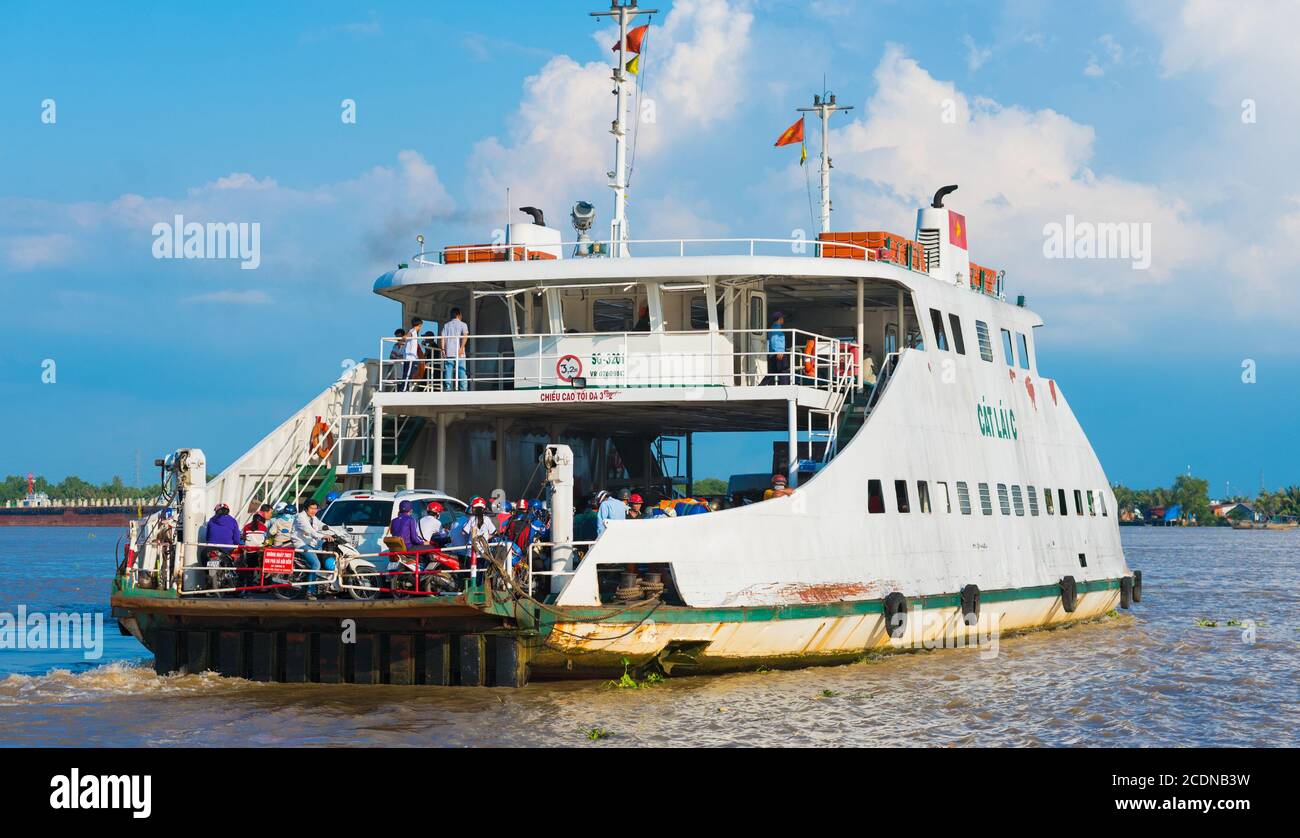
612, 24, 649, 54
774, 116, 805, 147
948, 210, 968, 250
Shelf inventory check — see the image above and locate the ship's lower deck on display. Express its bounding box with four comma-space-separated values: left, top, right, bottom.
112, 573, 1138, 685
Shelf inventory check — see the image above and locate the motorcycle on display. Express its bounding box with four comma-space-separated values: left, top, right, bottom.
201, 546, 240, 596
385, 547, 461, 596
269, 526, 380, 601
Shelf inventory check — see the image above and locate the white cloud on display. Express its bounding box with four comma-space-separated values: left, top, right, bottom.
963, 35, 992, 71
1083, 56, 1104, 77
1, 233, 74, 271
469, 0, 754, 226
185, 290, 272, 305
815, 45, 1218, 336
0, 151, 454, 278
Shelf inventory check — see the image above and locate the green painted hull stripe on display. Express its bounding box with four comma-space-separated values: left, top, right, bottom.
546, 578, 1121, 625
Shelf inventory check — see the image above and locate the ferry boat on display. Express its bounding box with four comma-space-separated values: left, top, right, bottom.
110, 1, 1142, 686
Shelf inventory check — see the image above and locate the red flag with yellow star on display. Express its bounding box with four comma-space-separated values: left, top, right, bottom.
774, 117, 804, 147
948, 210, 967, 249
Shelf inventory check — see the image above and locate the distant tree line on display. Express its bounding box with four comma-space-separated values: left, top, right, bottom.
1112, 475, 1300, 525
0, 474, 161, 503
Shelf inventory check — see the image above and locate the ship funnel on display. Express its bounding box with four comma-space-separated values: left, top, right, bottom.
916, 184, 968, 286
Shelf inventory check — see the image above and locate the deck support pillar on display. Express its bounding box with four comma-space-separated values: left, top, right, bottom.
372, 403, 383, 491
856, 278, 865, 391
436, 413, 449, 490
897, 289, 905, 348
787, 398, 798, 486
494, 418, 506, 498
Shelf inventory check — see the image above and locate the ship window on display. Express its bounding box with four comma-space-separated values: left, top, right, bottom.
1073, 489, 1084, 516
1099, 491, 1108, 517
996, 483, 1011, 515
1016, 332, 1031, 370
1079, 553, 1088, 568
978, 483, 993, 515
1087, 490, 1096, 516
975, 320, 994, 362
917, 480, 932, 513
1001, 328, 1015, 365
1059, 488, 1069, 516
689, 296, 718, 330
929, 309, 949, 351
1011, 485, 1025, 516
895, 479, 911, 513
948, 314, 966, 355
956, 481, 972, 515
593, 297, 635, 332
1027, 485, 1040, 516
937, 480, 952, 513
1044, 488, 1054, 515
867, 479, 885, 514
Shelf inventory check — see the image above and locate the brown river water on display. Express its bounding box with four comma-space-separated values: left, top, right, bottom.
0, 527, 1295, 747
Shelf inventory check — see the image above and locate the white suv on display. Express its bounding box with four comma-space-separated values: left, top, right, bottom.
320, 489, 467, 555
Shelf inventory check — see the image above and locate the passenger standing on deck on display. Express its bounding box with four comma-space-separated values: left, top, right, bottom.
401, 317, 424, 392
626, 493, 645, 520
462, 496, 497, 581
442, 307, 470, 391
763, 311, 789, 385
595, 490, 627, 536
387, 329, 405, 387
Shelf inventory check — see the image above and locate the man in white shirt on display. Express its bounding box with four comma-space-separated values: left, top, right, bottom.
401, 317, 423, 392
418, 501, 445, 545
292, 500, 332, 598
441, 307, 470, 391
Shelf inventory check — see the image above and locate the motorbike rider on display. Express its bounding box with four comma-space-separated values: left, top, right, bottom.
235, 503, 274, 591
292, 499, 334, 599
206, 503, 242, 549
418, 501, 447, 547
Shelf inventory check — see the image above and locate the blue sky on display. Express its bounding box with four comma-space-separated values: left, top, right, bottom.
1, 0, 1296, 496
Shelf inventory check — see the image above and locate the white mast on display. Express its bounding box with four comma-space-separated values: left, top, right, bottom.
591, 1, 656, 257
797, 91, 853, 234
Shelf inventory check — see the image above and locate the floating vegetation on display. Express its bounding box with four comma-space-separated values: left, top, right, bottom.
604, 657, 664, 690
1194, 618, 1218, 628
817, 689, 840, 698
585, 727, 610, 741
1105, 609, 1120, 618
1226, 619, 1243, 627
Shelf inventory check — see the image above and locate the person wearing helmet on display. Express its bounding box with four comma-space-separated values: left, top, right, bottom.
626, 492, 645, 520
205, 502, 242, 548
389, 499, 427, 550
462, 497, 497, 578
595, 489, 626, 537
763, 474, 795, 501
418, 500, 446, 546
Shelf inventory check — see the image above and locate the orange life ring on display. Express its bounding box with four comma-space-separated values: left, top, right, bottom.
308, 417, 335, 458
803, 339, 816, 376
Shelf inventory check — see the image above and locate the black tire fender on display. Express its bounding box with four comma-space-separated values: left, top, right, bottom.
1119, 576, 1133, 609
1060, 575, 1078, 613
883, 591, 908, 639
960, 584, 980, 625
1132, 570, 1142, 603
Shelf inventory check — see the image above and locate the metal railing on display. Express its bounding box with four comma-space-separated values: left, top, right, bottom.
378, 328, 859, 394
415, 237, 884, 266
